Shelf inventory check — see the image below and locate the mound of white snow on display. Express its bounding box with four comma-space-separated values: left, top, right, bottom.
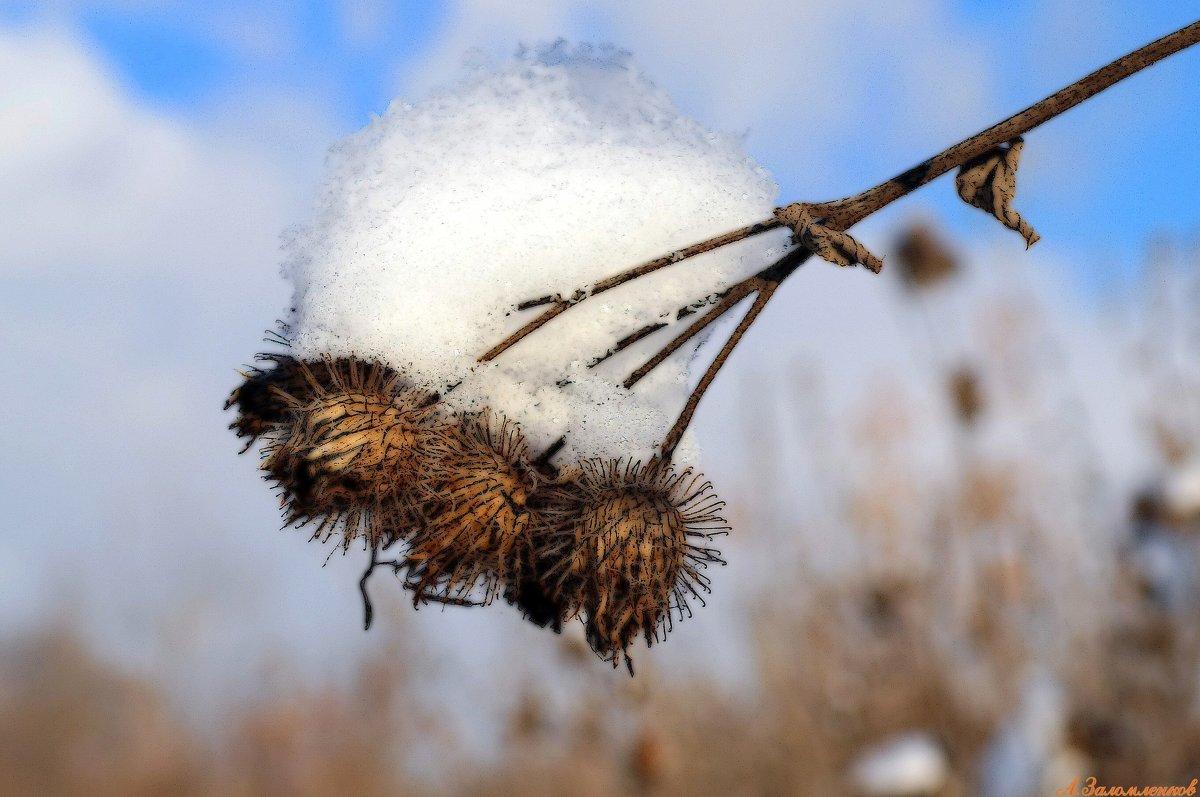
283, 43, 785, 465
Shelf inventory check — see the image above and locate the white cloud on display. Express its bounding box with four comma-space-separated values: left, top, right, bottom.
206, 4, 300, 61
0, 25, 373, 686
0, 27, 304, 278
338, 0, 390, 50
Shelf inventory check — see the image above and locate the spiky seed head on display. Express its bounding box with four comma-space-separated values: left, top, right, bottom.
575, 486, 684, 668
226, 355, 408, 446
405, 409, 537, 605
261, 356, 436, 549
538, 458, 727, 673
225, 354, 307, 445
502, 548, 569, 632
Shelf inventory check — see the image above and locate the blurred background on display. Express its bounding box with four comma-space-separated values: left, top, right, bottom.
2, 2, 1199, 795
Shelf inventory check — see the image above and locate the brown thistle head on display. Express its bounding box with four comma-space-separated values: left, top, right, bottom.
226, 355, 401, 446
404, 409, 538, 605
536, 458, 727, 674
225, 354, 309, 445
501, 543, 570, 633
261, 356, 438, 549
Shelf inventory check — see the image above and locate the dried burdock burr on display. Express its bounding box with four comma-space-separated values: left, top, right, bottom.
226, 21, 1200, 671
261, 356, 438, 549
502, 546, 570, 632
404, 409, 539, 604
225, 354, 311, 446
227, 354, 402, 446
537, 458, 728, 673
894, 224, 958, 290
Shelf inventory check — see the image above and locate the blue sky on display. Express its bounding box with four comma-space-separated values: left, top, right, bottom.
3, 0, 1196, 292
0, 1, 449, 120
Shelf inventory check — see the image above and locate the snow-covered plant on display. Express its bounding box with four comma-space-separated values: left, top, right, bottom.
227, 23, 1200, 673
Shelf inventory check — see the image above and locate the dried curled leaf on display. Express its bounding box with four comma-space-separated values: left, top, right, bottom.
956, 137, 1040, 248
775, 204, 884, 273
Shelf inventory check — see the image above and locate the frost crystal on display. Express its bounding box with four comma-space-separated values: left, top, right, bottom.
283, 43, 781, 465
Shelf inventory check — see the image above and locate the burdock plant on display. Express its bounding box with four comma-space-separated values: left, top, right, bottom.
234, 354, 440, 550
228, 20, 1200, 672
534, 459, 727, 673
403, 409, 539, 605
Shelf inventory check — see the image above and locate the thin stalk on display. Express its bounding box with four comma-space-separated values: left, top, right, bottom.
587, 321, 669, 369
624, 280, 761, 389
478, 219, 780, 361
656, 19, 1200, 457
588, 287, 763, 369
661, 282, 778, 461
809, 19, 1200, 231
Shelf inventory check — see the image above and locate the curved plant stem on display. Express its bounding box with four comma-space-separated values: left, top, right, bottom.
802, 18, 1200, 233
587, 321, 669, 369
359, 548, 487, 627
360, 545, 386, 630
586, 287, 763, 369
657, 19, 1200, 459
478, 19, 1200, 462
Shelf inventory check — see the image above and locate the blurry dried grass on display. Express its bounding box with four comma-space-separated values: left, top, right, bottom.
7, 541, 1196, 797
0, 628, 437, 797
26, 232, 1200, 793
